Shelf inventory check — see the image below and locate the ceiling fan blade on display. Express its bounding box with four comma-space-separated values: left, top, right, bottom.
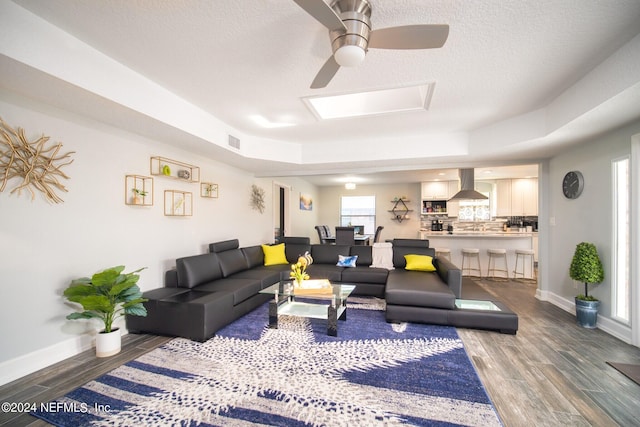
369, 24, 450, 49
310, 56, 340, 89
292, 0, 347, 32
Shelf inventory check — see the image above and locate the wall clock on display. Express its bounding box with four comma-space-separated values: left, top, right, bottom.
562, 170, 584, 199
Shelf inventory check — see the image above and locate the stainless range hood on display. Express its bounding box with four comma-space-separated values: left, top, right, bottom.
448, 169, 489, 201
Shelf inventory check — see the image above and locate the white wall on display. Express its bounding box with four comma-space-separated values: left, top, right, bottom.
0, 93, 306, 383
542, 120, 640, 342
279, 178, 320, 238
316, 183, 422, 243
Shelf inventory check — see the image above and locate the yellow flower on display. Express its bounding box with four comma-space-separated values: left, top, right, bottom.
290, 258, 310, 284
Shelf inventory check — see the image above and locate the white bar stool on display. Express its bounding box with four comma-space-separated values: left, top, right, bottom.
461, 248, 482, 277
435, 248, 451, 261
514, 249, 536, 282
487, 248, 509, 281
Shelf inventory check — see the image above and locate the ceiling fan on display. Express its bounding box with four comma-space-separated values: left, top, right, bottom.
293, 0, 449, 88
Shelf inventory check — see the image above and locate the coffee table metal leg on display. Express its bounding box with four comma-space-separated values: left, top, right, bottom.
327, 304, 338, 336
268, 299, 278, 329
339, 298, 347, 321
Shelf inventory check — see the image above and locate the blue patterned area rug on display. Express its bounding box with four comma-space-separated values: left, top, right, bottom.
32, 297, 502, 426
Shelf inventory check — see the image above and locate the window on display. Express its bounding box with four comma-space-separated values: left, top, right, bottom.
612, 157, 630, 323
340, 195, 376, 234
458, 195, 491, 221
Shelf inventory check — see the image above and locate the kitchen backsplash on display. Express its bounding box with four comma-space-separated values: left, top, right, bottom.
421, 216, 538, 232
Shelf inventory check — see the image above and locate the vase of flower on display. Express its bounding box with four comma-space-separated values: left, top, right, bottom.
290, 251, 313, 287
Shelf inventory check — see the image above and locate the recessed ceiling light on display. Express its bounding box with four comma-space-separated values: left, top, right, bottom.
337, 176, 365, 184
249, 114, 295, 128
303, 83, 435, 120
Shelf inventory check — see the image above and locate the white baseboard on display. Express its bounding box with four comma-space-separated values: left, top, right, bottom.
536, 290, 632, 345
596, 316, 632, 344
0, 335, 92, 386
0, 329, 129, 387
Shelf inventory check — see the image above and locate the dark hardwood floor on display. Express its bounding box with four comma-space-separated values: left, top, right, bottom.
1, 279, 639, 426
458, 279, 640, 427
0, 334, 173, 426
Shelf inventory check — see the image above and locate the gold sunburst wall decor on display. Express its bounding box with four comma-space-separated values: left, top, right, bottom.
0, 117, 75, 204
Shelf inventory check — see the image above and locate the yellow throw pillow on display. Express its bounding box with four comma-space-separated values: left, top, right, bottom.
404, 254, 436, 272
261, 243, 288, 266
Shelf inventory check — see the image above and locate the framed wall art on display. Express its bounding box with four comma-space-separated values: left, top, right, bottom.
300, 193, 313, 211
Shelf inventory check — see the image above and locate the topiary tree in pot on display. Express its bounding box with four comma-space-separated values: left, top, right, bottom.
569, 242, 604, 328
64, 265, 148, 357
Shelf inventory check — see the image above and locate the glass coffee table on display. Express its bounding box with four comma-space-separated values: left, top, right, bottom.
260, 281, 356, 336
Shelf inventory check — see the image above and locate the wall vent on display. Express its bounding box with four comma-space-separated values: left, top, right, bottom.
228, 135, 240, 149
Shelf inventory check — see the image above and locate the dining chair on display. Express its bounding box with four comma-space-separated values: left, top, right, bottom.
373, 226, 384, 243
335, 226, 355, 246
315, 225, 332, 244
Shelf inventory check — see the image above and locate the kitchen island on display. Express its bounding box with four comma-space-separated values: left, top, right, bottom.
421, 231, 536, 279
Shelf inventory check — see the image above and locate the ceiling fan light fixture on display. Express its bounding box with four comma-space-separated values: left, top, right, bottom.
334, 45, 366, 67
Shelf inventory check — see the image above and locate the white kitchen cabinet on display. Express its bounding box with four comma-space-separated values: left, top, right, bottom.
420, 180, 462, 217
447, 200, 459, 217
512, 178, 538, 216
421, 181, 449, 199
525, 179, 538, 215
496, 178, 538, 216
448, 180, 459, 198
496, 179, 512, 217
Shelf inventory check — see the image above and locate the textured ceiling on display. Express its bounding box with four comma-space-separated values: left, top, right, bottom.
3, 0, 640, 185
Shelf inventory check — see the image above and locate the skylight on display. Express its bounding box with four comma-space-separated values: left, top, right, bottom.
303, 83, 435, 120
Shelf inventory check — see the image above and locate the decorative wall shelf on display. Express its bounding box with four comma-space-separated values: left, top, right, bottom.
125, 175, 153, 206
150, 156, 200, 183
164, 190, 193, 216
388, 198, 413, 223
200, 182, 218, 198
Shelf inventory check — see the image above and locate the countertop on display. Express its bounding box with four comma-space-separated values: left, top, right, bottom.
421, 230, 535, 238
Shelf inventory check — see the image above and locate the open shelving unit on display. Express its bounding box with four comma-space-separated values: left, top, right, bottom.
124, 175, 153, 206
422, 200, 447, 214
389, 198, 413, 223
150, 156, 200, 183
200, 182, 218, 198
164, 190, 193, 217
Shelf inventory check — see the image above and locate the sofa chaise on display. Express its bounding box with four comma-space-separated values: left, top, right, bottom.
384, 239, 518, 335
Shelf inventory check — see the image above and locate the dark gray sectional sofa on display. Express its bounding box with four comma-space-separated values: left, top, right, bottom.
126, 237, 517, 342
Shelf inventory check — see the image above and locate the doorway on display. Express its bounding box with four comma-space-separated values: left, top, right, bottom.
273, 182, 291, 243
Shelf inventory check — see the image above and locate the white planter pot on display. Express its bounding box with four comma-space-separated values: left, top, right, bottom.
96, 328, 121, 358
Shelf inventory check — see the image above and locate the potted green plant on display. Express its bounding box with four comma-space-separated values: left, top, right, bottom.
569, 242, 604, 328
64, 265, 148, 357
131, 188, 147, 205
